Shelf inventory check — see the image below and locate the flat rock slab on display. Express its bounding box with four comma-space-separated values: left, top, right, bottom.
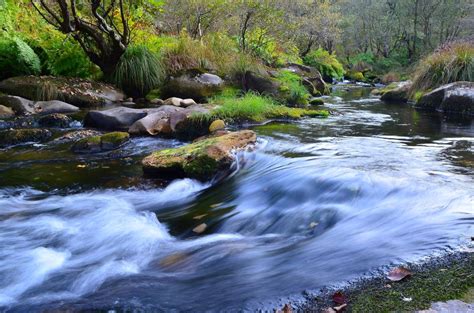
142, 130, 257, 181
417, 300, 474, 313
0, 76, 125, 107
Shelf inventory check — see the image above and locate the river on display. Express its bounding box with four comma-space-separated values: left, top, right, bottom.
0, 86, 473, 312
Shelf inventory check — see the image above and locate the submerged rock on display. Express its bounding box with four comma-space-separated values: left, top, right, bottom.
161, 71, 224, 102
142, 130, 257, 180
379, 81, 412, 103
38, 113, 72, 128
71, 131, 129, 154
0, 128, 52, 147
416, 81, 474, 115
0, 76, 125, 107
53, 130, 102, 144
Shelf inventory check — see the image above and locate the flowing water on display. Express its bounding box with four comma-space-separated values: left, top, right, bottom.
0, 87, 473, 312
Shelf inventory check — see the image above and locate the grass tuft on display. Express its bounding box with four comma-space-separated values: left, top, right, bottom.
411, 41, 474, 94
112, 45, 165, 98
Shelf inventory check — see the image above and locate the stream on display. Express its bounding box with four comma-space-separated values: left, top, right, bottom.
0, 86, 473, 312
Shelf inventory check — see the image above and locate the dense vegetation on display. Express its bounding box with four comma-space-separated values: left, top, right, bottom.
0, 0, 472, 100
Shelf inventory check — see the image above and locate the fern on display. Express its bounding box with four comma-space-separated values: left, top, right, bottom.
0, 37, 41, 80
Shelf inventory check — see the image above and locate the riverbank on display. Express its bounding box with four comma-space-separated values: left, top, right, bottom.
297, 250, 473, 312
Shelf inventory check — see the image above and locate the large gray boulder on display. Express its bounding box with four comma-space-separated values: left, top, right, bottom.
161, 71, 224, 101
129, 104, 211, 139
243, 71, 281, 97
128, 105, 184, 136
0, 95, 79, 115
84, 107, 148, 130
417, 81, 474, 115
0, 76, 125, 107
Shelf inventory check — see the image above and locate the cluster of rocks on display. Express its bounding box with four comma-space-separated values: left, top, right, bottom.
375, 80, 473, 116
0, 65, 330, 181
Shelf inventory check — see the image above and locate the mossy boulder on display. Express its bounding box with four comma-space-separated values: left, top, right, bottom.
142, 130, 257, 181
0, 76, 125, 107
416, 81, 474, 115
0, 128, 52, 147
378, 81, 412, 103
209, 119, 225, 132
71, 131, 129, 154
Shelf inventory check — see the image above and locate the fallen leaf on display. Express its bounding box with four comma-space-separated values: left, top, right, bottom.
309, 222, 319, 228
322, 308, 337, 313
332, 291, 347, 305
387, 267, 412, 281
77, 164, 87, 168
160, 252, 187, 267
384, 284, 392, 288
193, 214, 207, 220
210, 202, 223, 208
402, 297, 412, 302
192, 223, 207, 234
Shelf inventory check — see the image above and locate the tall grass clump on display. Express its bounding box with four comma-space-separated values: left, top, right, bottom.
411, 41, 474, 93
112, 45, 165, 97
0, 37, 41, 80
303, 48, 344, 81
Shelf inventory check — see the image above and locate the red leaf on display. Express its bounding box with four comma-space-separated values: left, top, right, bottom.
332, 291, 347, 305
387, 267, 412, 281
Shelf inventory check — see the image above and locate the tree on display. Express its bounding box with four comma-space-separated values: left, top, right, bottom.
30, 0, 132, 78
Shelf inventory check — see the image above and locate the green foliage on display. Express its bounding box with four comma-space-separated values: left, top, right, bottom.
303, 48, 344, 80
275, 70, 310, 106
195, 92, 328, 123
112, 45, 165, 97
411, 41, 474, 93
43, 39, 97, 78
0, 37, 41, 80
347, 71, 365, 82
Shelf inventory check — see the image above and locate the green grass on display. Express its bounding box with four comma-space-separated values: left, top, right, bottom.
191, 92, 328, 124
112, 45, 165, 97
349, 255, 474, 313
411, 41, 473, 94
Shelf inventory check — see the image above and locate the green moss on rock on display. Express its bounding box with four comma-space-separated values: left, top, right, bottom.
142, 130, 256, 180
72, 131, 129, 153
0, 128, 52, 147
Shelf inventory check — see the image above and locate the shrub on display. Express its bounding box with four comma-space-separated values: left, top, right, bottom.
347, 71, 365, 82
381, 72, 401, 84
411, 41, 474, 93
303, 48, 344, 80
44, 39, 98, 78
275, 70, 311, 106
112, 45, 165, 97
0, 37, 41, 80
